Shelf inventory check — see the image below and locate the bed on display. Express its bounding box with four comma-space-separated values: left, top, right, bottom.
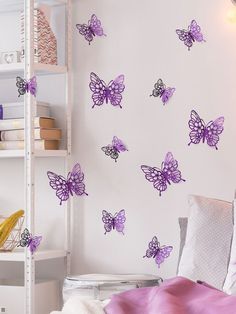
51, 195, 236, 314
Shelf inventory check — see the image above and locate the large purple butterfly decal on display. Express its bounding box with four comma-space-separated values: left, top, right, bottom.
176, 20, 205, 50
89, 72, 125, 108
16, 76, 37, 97
18, 228, 42, 254
188, 110, 224, 150
101, 136, 128, 162
47, 163, 88, 205
141, 152, 185, 196
102, 209, 126, 235
143, 236, 173, 268
150, 79, 175, 105
76, 14, 105, 45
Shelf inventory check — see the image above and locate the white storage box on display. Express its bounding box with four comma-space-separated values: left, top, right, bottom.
63, 273, 162, 302
0, 102, 50, 119
0, 279, 60, 314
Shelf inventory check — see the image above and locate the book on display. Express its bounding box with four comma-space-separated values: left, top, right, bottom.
0, 117, 55, 131
0, 140, 59, 150
0, 102, 50, 119
0, 128, 62, 141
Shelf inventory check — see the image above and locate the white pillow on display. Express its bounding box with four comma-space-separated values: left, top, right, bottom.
223, 199, 236, 294
178, 195, 233, 289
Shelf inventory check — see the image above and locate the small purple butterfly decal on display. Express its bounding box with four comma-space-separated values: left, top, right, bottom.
176, 20, 205, 50
76, 14, 105, 45
89, 72, 125, 108
16, 76, 37, 97
143, 236, 173, 268
47, 163, 88, 205
18, 228, 42, 254
188, 110, 224, 150
101, 136, 128, 162
150, 79, 175, 105
141, 152, 185, 196
102, 209, 126, 235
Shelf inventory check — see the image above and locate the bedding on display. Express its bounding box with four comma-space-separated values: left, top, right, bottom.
50, 296, 109, 314
104, 276, 236, 314
223, 199, 236, 294
178, 195, 233, 289
176, 217, 188, 274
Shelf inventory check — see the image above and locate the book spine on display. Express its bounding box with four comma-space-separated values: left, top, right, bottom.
0, 141, 44, 150
1, 129, 41, 141
0, 119, 25, 131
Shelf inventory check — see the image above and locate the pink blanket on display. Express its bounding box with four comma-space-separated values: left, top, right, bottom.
105, 276, 236, 314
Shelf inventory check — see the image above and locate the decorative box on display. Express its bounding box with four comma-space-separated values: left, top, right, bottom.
0, 51, 21, 64
20, 9, 57, 65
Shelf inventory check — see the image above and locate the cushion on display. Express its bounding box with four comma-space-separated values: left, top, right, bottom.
176, 217, 188, 274
223, 200, 236, 294
178, 195, 233, 289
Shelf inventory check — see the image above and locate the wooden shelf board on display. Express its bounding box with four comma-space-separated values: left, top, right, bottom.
0, 150, 68, 158
0, 63, 67, 78
0, 249, 67, 261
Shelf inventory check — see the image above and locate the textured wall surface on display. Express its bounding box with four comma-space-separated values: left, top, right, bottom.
0, 0, 236, 281
71, 0, 236, 279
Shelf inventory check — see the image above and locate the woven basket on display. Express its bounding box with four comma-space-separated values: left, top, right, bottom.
0, 215, 24, 252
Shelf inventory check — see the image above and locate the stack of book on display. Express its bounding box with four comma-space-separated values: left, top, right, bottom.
0, 102, 62, 150
20, 8, 57, 65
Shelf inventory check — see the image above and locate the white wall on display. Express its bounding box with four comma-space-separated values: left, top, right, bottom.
0, 0, 236, 282
71, 0, 236, 279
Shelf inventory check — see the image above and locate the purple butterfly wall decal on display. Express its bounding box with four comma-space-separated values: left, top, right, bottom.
18, 228, 42, 254
101, 136, 128, 162
141, 152, 185, 196
176, 20, 205, 50
150, 79, 175, 105
143, 236, 173, 268
47, 163, 88, 205
16, 76, 37, 97
89, 72, 125, 108
76, 14, 106, 45
188, 110, 224, 150
102, 209, 126, 235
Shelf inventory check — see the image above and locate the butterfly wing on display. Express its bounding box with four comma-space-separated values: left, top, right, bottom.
143, 236, 159, 258
141, 165, 167, 196
76, 23, 94, 44
161, 87, 175, 105
205, 117, 224, 150
162, 152, 185, 184
68, 163, 87, 196
89, 14, 105, 36
101, 145, 119, 162
155, 245, 173, 268
151, 79, 165, 97
18, 228, 31, 247
188, 110, 205, 145
47, 171, 70, 205
176, 29, 193, 49
189, 20, 204, 42
16, 76, 27, 97
112, 136, 127, 152
29, 236, 42, 254
89, 72, 107, 107
114, 209, 126, 234
107, 75, 125, 108
28, 76, 37, 97
102, 210, 114, 234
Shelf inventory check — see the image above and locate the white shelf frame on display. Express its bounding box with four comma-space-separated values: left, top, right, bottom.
0, 1, 72, 314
